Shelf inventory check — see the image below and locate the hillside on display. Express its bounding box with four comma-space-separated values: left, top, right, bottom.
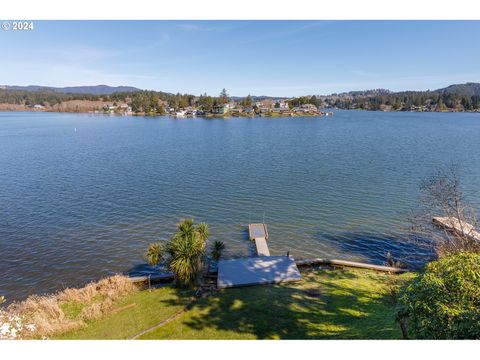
435, 82, 480, 96
0, 84, 141, 95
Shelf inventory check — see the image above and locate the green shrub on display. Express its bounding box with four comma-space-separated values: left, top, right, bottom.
210, 240, 225, 262
399, 252, 480, 339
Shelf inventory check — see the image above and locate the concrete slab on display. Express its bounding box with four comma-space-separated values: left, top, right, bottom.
217, 256, 302, 289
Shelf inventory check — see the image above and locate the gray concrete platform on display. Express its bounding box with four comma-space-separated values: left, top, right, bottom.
217, 256, 302, 289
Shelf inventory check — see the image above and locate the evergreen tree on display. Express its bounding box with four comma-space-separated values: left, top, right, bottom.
219, 88, 229, 104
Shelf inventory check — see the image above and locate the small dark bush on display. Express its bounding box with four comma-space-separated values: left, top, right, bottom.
210, 240, 225, 262
398, 252, 480, 339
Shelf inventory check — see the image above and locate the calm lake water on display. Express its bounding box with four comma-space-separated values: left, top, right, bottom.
1, 110, 480, 301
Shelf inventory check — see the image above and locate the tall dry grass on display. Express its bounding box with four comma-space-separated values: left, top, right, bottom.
4, 275, 138, 339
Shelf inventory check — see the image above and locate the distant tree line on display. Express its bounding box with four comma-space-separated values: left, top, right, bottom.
0, 88, 233, 114
288, 95, 320, 108
0, 89, 99, 106
3, 87, 480, 113
323, 91, 480, 111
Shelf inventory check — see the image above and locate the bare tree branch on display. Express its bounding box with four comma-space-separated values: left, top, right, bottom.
408, 165, 480, 257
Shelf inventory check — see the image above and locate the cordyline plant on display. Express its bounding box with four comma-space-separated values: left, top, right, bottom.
210, 240, 226, 262
145, 219, 209, 288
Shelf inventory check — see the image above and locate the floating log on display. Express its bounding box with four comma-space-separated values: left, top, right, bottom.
432, 216, 480, 242
127, 273, 174, 283
295, 258, 410, 273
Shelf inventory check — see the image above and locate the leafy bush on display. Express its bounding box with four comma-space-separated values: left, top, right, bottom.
398, 252, 480, 339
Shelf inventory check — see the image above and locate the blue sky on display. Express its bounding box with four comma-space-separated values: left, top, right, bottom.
1, 20, 479, 96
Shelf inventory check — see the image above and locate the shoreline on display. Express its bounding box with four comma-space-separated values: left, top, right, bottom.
0, 107, 478, 116
0, 263, 411, 339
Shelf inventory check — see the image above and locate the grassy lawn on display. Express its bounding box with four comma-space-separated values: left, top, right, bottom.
57, 268, 412, 340
57, 287, 192, 339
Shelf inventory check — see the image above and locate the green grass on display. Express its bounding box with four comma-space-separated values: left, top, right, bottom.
57, 268, 413, 340
56, 287, 192, 339
60, 301, 85, 320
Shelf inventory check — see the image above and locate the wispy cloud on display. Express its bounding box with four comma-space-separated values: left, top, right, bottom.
0, 57, 159, 88
175, 22, 238, 32
239, 20, 338, 44
176, 23, 204, 31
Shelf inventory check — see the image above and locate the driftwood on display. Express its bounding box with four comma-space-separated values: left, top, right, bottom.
295, 258, 409, 273
127, 273, 174, 283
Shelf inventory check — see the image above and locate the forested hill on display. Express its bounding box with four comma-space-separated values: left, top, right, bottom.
1, 82, 480, 113
435, 82, 480, 96
320, 83, 480, 112
0, 85, 141, 95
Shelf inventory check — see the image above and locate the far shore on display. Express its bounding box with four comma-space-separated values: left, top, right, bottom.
1, 105, 478, 116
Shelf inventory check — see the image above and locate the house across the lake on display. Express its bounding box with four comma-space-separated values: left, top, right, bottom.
212, 105, 228, 114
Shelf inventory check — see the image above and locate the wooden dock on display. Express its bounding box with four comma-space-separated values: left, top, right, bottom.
248, 223, 270, 256
432, 216, 480, 242
248, 223, 269, 240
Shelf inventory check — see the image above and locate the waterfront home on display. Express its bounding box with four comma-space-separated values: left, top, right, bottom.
259, 106, 270, 114
174, 109, 186, 117
213, 105, 228, 114
185, 107, 197, 116
103, 104, 118, 112
275, 101, 290, 109
243, 107, 255, 115
292, 107, 306, 114
272, 107, 292, 115
231, 107, 243, 114
301, 104, 319, 112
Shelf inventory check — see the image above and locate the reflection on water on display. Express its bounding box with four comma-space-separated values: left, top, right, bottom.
1, 110, 479, 301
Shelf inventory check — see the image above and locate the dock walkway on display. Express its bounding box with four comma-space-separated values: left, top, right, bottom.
248, 223, 270, 256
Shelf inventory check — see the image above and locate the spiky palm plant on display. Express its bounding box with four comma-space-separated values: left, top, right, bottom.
166, 219, 209, 287
145, 242, 163, 266
196, 222, 209, 243
211, 240, 225, 262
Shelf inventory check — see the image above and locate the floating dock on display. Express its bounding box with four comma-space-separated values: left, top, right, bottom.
217, 256, 302, 289
216, 222, 303, 288
248, 223, 270, 256
432, 216, 480, 242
